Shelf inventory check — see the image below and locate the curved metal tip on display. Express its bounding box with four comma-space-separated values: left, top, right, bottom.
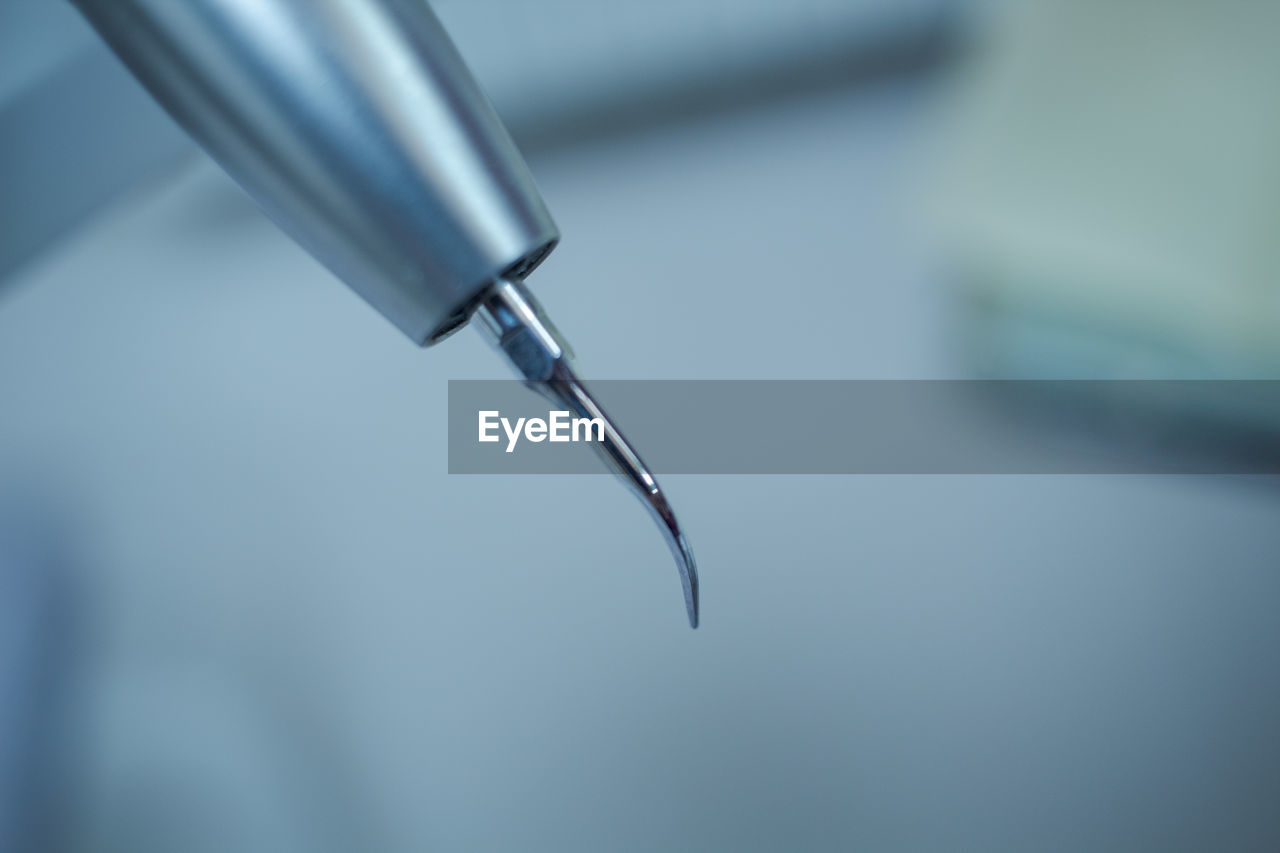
644, 488, 700, 629
474, 278, 701, 628
554, 376, 701, 629
678, 532, 699, 629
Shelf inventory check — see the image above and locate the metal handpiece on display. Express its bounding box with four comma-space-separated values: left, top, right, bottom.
72, 0, 558, 344
73, 0, 700, 627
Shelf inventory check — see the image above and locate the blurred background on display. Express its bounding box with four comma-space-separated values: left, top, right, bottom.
3, 0, 1280, 850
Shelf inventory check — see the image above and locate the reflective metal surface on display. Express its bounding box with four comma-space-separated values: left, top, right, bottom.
474, 278, 701, 628
71, 0, 558, 344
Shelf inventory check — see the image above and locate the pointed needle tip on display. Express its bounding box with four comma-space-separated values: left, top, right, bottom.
678, 534, 700, 629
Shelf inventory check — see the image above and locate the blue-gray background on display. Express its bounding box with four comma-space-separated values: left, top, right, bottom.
3, 1, 1279, 850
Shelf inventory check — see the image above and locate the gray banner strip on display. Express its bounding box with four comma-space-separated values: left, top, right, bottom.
448, 380, 1280, 474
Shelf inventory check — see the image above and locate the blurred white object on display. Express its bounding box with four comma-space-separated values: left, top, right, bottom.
935, 0, 1280, 379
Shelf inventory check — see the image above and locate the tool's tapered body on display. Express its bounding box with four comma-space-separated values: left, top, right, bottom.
73, 0, 558, 343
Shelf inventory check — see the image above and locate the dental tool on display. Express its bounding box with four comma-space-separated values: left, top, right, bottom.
71, 0, 699, 628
